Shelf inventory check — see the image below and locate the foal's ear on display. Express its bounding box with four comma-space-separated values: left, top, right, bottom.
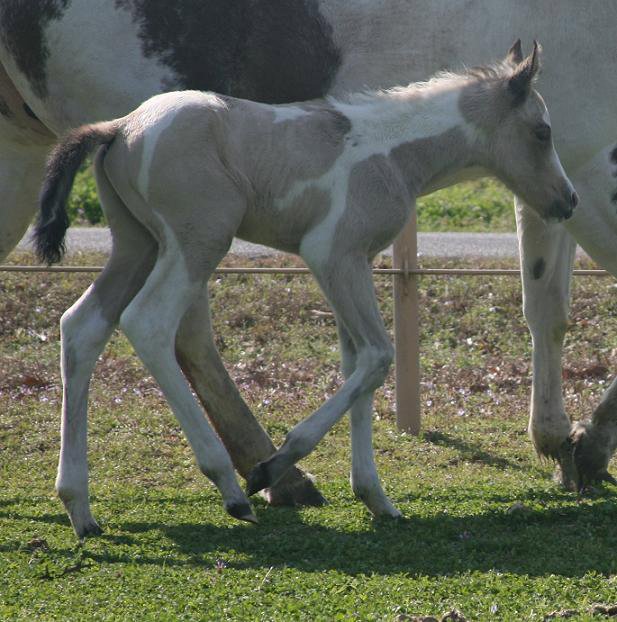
505, 39, 523, 65
508, 40, 542, 104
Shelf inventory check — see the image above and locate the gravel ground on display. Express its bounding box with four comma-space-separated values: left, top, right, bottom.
14, 227, 589, 260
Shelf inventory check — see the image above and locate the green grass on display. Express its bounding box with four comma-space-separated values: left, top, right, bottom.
67, 165, 105, 225
1, 252, 616, 621
417, 179, 514, 232
69, 165, 515, 231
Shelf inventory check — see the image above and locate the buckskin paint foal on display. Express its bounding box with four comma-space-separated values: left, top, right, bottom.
35, 44, 577, 535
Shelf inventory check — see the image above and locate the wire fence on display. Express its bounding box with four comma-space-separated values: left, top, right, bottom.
0, 264, 611, 277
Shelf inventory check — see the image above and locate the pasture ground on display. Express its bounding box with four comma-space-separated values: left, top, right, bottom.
1, 250, 616, 621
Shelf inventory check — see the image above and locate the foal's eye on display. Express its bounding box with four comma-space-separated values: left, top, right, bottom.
534, 123, 551, 142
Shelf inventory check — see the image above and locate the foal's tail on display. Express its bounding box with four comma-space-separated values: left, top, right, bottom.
34, 120, 121, 265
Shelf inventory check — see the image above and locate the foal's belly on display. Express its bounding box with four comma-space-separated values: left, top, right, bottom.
236, 184, 333, 255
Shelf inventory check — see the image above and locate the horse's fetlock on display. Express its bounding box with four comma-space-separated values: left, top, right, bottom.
56, 481, 85, 505
351, 482, 373, 502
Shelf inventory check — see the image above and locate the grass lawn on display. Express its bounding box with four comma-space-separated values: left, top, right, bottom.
417, 179, 514, 232
1, 251, 616, 621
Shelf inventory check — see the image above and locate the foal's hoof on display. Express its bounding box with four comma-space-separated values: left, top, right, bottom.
226, 502, 258, 524
246, 461, 272, 497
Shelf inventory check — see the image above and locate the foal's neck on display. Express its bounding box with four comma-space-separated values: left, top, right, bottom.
338, 81, 478, 197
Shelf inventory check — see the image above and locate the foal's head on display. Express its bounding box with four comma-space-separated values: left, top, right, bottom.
463, 41, 577, 221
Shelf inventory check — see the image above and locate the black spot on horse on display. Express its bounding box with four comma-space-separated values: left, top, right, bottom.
23, 103, 39, 120
0, 1, 70, 98
0, 95, 10, 117
610, 146, 617, 166
114, 0, 342, 103
532, 257, 546, 280
611, 190, 617, 205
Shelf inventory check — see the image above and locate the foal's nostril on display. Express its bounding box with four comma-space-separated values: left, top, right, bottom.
571, 191, 579, 209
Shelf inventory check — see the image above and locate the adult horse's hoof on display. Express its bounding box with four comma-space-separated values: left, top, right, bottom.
246, 461, 272, 497
556, 420, 616, 492
263, 467, 327, 507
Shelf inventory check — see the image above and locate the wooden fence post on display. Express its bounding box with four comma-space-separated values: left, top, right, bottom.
393, 213, 421, 434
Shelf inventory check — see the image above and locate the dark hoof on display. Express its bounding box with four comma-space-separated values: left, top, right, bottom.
226, 502, 258, 524
246, 462, 272, 497
77, 521, 103, 539
555, 438, 578, 492
558, 420, 616, 493
264, 468, 327, 507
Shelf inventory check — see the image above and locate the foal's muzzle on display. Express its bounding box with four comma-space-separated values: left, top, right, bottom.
549, 191, 579, 221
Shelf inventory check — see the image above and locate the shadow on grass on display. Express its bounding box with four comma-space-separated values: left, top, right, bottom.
4, 491, 615, 579
424, 430, 526, 471
112, 500, 617, 578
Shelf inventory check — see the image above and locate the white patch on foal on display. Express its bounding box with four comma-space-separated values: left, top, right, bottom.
135, 91, 227, 200
294, 82, 473, 261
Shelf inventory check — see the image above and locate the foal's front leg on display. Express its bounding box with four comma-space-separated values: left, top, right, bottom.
337, 322, 401, 517
247, 256, 398, 516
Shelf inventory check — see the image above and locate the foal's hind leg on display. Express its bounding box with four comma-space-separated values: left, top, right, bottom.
57, 150, 156, 537
247, 254, 398, 516
119, 227, 255, 523
175, 288, 326, 506
337, 322, 401, 517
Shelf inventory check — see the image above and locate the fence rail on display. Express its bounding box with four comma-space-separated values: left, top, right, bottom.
0, 264, 610, 277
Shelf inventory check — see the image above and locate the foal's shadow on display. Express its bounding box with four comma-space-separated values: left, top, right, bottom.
3, 491, 616, 578
90, 495, 617, 579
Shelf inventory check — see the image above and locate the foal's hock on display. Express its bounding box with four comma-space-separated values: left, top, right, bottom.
36, 41, 576, 536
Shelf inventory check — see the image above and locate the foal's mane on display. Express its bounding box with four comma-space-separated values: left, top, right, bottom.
330, 60, 514, 106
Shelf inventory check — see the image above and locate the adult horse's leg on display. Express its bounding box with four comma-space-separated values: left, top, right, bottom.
515, 199, 576, 473
0, 144, 49, 260
518, 142, 617, 489
336, 320, 400, 516
558, 144, 617, 488
247, 254, 399, 517
175, 289, 327, 506
0, 58, 55, 259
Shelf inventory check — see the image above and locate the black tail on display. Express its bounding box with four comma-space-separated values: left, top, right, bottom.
34, 120, 119, 264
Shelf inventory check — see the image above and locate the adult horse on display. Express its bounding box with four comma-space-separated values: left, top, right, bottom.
1, 1, 615, 495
